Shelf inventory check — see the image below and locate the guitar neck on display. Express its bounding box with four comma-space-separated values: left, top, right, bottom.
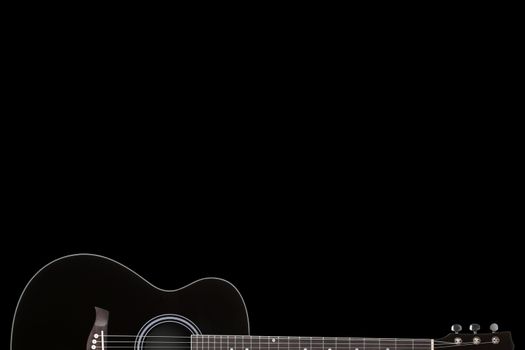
191, 336, 434, 350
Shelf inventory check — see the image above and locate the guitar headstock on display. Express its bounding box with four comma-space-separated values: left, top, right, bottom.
437, 323, 514, 350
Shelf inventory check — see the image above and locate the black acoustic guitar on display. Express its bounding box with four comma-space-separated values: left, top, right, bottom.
11, 254, 514, 350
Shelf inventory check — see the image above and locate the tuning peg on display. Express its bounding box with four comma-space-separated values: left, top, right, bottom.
469, 324, 481, 334
490, 323, 499, 333
451, 324, 462, 334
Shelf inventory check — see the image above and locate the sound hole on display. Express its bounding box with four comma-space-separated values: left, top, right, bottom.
139, 321, 192, 350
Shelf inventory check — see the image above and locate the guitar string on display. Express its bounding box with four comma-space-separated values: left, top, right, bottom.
99, 340, 449, 345
105, 335, 443, 337
96, 342, 492, 350
94, 343, 493, 349
104, 339, 444, 341
99, 338, 454, 345
102, 342, 441, 345
103, 336, 453, 343
101, 340, 446, 344
97, 345, 450, 348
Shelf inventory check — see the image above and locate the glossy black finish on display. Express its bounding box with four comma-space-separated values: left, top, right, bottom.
11, 255, 249, 350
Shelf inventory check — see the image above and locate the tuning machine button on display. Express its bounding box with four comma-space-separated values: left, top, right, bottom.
451, 324, 462, 334
469, 324, 481, 334
490, 323, 499, 333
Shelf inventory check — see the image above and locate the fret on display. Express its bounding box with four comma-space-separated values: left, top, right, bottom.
271, 336, 278, 350
338, 337, 347, 350
388, 338, 393, 350
302, 336, 307, 350
379, 338, 396, 350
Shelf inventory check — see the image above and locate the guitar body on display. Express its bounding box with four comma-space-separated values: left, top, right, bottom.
12, 254, 515, 350
11, 254, 250, 350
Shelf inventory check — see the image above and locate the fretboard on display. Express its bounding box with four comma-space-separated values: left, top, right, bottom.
192, 336, 433, 350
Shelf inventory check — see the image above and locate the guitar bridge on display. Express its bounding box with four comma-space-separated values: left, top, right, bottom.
86, 307, 109, 350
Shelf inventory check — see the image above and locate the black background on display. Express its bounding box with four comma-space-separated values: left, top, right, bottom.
5, 4, 522, 348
